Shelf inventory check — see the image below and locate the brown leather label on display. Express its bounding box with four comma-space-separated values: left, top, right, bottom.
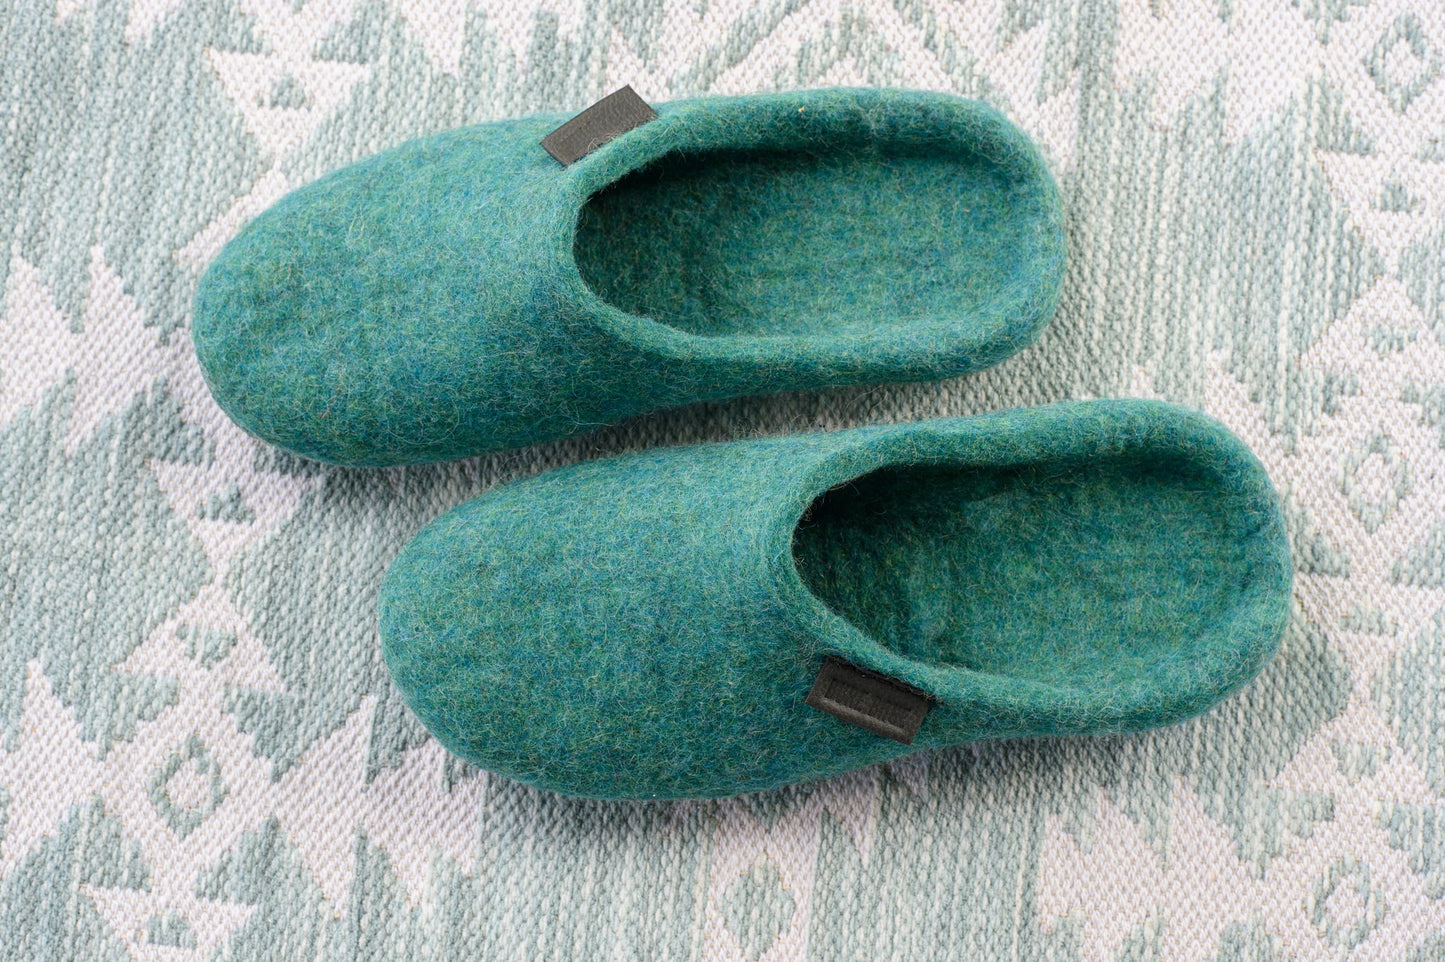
541, 85, 657, 165
805, 657, 930, 744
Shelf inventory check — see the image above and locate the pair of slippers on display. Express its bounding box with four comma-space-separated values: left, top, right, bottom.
194, 88, 1292, 800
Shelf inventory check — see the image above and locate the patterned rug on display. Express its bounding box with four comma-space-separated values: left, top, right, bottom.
4, 1, 1445, 959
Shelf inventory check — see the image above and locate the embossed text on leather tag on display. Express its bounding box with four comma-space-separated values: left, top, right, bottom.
541, 85, 658, 165
805, 657, 931, 744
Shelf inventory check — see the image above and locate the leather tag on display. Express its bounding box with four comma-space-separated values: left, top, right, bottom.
805, 657, 931, 744
541, 85, 658, 165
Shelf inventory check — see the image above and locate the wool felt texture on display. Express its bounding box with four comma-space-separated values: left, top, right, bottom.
378, 399, 1293, 800
191, 87, 1066, 466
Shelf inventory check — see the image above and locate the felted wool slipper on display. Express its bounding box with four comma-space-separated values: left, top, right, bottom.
192, 87, 1066, 466
378, 399, 1293, 800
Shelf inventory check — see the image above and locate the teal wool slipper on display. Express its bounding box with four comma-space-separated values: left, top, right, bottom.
379, 400, 1293, 799
192, 87, 1065, 465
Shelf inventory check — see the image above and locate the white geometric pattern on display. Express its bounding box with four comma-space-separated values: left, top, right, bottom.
3, 0, 1444, 959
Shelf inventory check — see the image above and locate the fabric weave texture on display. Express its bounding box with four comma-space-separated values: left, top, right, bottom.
3, 0, 1445, 959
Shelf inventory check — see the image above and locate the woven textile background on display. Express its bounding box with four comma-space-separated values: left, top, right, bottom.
3, 0, 1445, 959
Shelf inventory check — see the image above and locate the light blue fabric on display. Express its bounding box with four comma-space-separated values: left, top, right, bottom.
2, 0, 1434, 958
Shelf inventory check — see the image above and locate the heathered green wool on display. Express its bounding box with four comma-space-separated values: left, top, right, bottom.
192, 87, 1065, 466
378, 400, 1294, 800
